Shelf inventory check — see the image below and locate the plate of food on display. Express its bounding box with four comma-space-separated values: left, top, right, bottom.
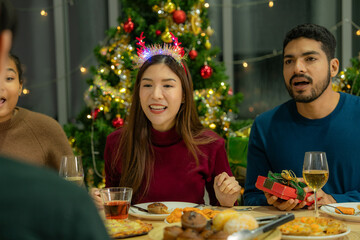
279, 216, 350, 239
320, 202, 360, 222
150, 209, 281, 240
165, 206, 221, 223
129, 201, 198, 220
104, 219, 153, 239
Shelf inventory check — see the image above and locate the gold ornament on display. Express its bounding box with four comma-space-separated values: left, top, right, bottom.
161, 28, 173, 43
103, 105, 110, 113
164, 0, 176, 13
152, 5, 159, 12
158, 9, 166, 18
209, 123, 216, 129
191, 15, 201, 35
206, 26, 214, 36
205, 39, 211, 49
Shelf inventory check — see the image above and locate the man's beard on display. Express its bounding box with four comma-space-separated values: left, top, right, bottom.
285, 69, 331, 103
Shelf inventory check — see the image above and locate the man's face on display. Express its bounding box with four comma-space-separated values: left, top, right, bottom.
283, 37, 334, 103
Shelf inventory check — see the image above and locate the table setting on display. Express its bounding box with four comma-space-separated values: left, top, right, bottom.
96, 203, 360, 239
98, 151, 360, 239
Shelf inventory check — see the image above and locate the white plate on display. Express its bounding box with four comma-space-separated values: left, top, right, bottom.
281, 228, 350, 239
320, 202, 360, 222
129, 201, 197, 220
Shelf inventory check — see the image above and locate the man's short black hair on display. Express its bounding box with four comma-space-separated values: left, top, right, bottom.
283, 23, 336, 62
0, 0, 17, 36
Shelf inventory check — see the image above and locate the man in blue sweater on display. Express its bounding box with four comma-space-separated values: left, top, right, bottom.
244, 23, 360, 210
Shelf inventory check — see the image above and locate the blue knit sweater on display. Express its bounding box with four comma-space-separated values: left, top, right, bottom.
244, 92, 360, 206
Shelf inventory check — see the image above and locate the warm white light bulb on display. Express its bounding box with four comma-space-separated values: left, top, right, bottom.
269, 1, 274, 7
40, 10, 48, 16
243, 62, 248, 68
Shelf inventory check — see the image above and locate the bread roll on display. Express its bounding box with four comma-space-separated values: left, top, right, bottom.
223, 214, 258, 234
147, 202, 169, 214
211, 209, 239, 231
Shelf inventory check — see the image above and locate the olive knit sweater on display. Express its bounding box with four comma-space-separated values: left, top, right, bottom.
0, 107, 73, 170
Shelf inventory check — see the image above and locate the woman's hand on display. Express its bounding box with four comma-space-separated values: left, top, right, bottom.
89, 188, 104, 210
213, 172, 241, 207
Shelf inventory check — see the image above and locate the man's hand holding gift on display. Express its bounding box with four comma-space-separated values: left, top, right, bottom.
264, 192, 309, 211
255, 170, 335, 211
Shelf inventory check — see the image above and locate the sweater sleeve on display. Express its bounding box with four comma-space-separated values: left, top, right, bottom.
69, 190, 111, 240
27, 111, 73, 171
331, 190, 360, 203
104, 131, 121, 187
244, 120, 268, 206
205, 137, 234, 206
45, 120, 74, 170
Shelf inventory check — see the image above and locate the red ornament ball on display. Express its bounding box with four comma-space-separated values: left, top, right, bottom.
200, 64, 213, 79
124, 17, 134, 33
228, 87, 233, 96
173, 10, 186, 24
189, 49, 198, 60
91, 108, 100, 120
112, 115, 124, 128
155, 30, 161, 36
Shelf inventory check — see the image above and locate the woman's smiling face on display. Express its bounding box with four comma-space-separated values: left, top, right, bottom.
139, 63, 183, 132
0, 57, 22, 122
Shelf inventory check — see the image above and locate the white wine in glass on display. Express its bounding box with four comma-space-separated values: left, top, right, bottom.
59, 156, 85, 187
303, 152, 329, 217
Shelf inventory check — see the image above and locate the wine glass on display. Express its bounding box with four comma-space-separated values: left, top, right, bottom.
302, 151, 329, 217
59, 155, 85, 187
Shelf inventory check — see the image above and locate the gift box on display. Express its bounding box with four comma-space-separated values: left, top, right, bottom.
256, 175, 314, 206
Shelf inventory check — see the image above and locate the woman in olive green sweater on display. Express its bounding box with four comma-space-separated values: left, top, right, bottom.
0, 54, 73, 170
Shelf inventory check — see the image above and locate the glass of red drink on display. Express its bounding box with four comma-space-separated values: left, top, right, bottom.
100, 187, 133, 219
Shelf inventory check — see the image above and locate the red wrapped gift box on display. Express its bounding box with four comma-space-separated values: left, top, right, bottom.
255, 175, 314, 206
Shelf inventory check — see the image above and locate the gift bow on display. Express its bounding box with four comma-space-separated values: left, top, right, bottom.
268, 170, 307, 200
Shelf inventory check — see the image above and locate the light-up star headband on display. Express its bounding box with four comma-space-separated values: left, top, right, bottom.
134, 32, 186, 70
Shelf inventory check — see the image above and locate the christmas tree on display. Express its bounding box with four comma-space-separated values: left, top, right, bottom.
65, 0, 243, 187
333, 56, 360, 96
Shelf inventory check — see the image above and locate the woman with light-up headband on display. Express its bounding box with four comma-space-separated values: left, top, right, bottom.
90, 33, 241, 207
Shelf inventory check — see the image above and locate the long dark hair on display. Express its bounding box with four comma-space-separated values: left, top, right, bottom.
113, 55, 215, 200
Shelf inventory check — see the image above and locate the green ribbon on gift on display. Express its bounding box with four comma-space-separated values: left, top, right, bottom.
267, 170, 307, 200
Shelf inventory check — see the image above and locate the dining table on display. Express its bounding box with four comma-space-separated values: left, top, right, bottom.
123, 206, 360, 240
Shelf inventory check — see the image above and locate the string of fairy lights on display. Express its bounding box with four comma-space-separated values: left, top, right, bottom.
16, 0, 360, 96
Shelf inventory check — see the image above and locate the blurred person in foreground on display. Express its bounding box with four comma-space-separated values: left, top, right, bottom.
244, 23, 360, 210
0, 1, 110, 239
0, 52, 73, 171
